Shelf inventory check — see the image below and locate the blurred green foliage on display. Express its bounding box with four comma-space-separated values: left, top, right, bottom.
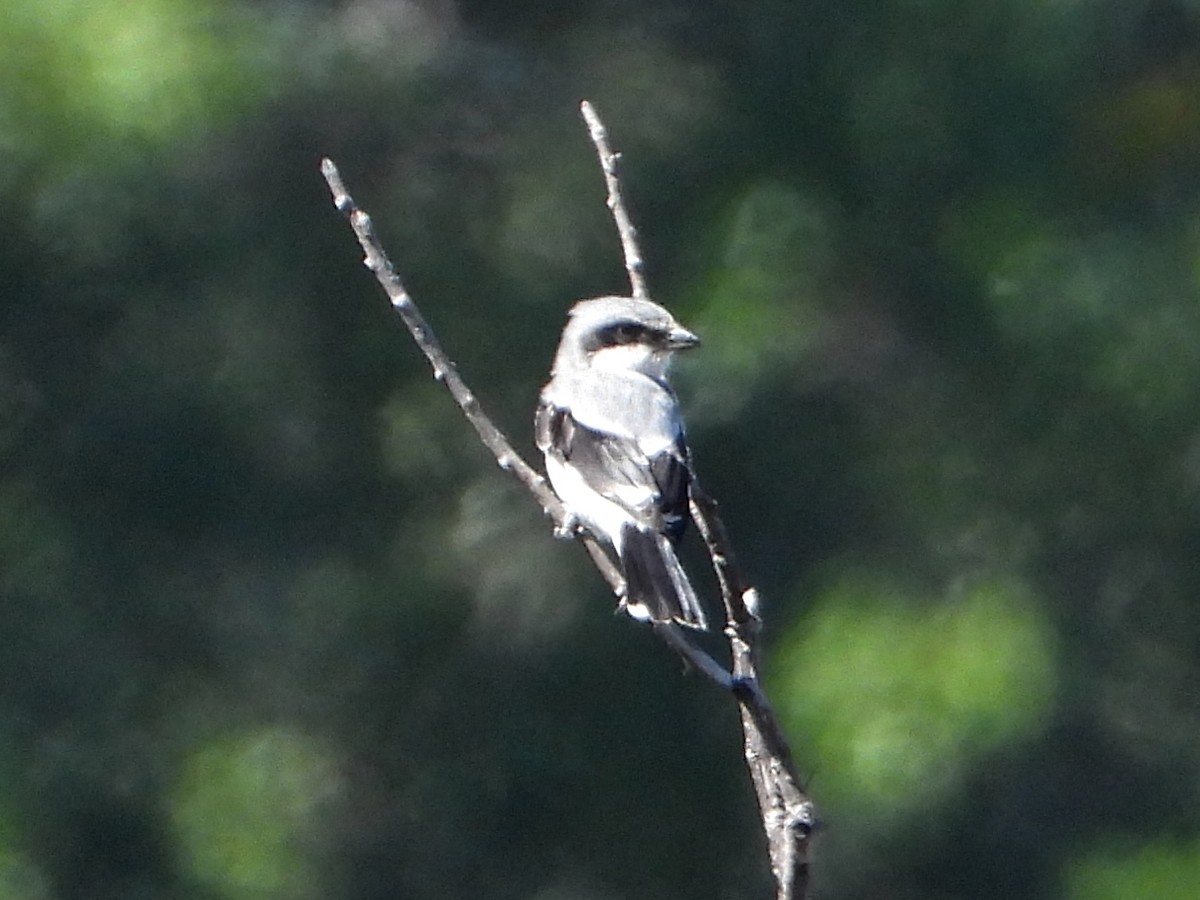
0, 851, 50, 900
777, 576, 1055, 814
3, 1, 1200, 898
171, 728, 338, 898
0, 0, 269, 170
691, 181, 833, 420
1066, 839, 1200, 900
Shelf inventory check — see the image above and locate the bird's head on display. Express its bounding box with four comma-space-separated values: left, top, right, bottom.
555, 296, 699, 381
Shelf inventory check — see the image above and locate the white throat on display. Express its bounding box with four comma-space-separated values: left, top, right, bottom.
589, 343, 671, 381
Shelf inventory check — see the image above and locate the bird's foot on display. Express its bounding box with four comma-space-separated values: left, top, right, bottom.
553, 512, 581, 539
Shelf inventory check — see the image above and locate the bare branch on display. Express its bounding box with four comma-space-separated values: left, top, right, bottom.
320, 157, 624, 590
580, 101, 649, 300
690, 482, 816, 900
322, 100, 816, 900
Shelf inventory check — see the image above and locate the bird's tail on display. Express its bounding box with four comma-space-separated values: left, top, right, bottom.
619, 525, 708, 630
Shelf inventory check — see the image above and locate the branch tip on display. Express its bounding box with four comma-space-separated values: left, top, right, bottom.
320, 157, 355, 213
579, 101, 649, 299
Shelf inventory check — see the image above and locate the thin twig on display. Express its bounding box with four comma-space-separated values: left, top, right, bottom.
580, 101, 649, 300
320, 157, 624, 591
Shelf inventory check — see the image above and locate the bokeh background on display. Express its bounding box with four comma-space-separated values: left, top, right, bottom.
4, 0, 1200, 897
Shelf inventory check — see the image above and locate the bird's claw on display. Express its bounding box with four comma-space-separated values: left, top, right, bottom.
553, 513, 581, 539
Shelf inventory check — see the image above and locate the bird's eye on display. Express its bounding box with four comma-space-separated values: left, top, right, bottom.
600, 322, 644, 346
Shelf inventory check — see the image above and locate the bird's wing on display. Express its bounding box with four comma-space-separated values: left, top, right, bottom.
537, 394, 690, 539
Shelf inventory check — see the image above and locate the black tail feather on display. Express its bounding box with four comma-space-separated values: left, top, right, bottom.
619, 525, 707, 630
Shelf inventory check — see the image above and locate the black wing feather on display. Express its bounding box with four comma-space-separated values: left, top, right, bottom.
538, 400, 690, 541
537, 397, 706, 629
648, 434, 690, 542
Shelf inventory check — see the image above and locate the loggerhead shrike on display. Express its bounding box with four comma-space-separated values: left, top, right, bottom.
536, 296, 708, 630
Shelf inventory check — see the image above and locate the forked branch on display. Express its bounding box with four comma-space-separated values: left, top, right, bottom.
320, 100, 815, 900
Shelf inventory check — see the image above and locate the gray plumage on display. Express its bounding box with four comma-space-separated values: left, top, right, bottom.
536, 296, 707, 630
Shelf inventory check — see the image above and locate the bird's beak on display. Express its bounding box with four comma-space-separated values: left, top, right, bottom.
667, 326, 700, 350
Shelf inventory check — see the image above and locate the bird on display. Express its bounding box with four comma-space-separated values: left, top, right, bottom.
535, 296, 708, 630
